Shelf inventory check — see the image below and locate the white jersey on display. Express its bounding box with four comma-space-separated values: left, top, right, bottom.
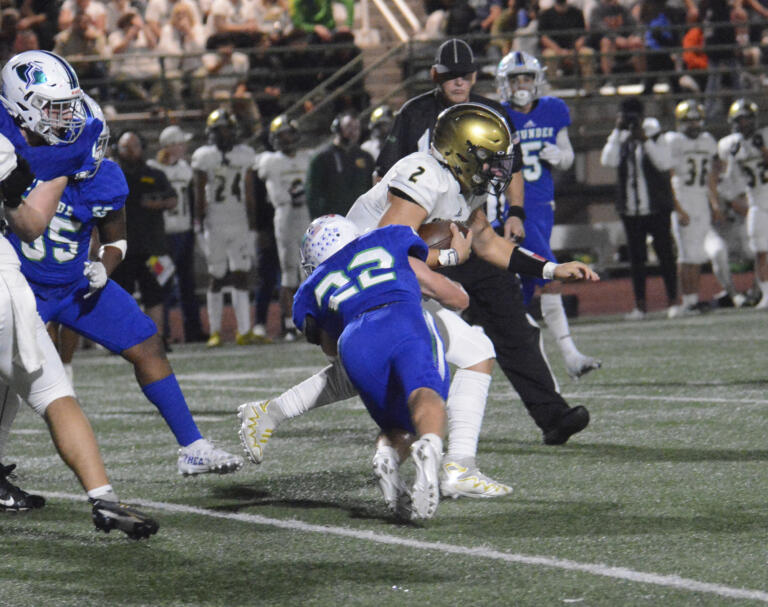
255, 149, 312, 208
360, 138, 381, 162
666, 131, 717, 216
147, 158, 194, 234
718, 128, 768, 210
191, 143, 256, 228
347, 152, 483, 232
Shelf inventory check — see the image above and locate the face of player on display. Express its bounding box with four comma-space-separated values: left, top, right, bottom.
212, 126, 235, 152
440, 73, 476, 105
681, 121, 702, 139
734, 115, 756, 138
508, 73, 536, 108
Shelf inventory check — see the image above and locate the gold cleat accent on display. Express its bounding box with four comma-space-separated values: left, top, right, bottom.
206, 332, 222, 348
237, 400, 277, 464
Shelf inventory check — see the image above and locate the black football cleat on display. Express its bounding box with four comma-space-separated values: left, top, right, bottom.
0, 463, 45, 512
90, 499, 159, 540
543, 406, 590, 446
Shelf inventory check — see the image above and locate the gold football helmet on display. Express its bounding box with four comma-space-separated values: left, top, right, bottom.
728, 98, 758, 135
431, 102, 515, 197
269, 114, 299, 153
674, 99, 704, 138
206, 107, 237, 151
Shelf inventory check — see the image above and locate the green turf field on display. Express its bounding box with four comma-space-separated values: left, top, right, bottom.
2, 309, 767, 606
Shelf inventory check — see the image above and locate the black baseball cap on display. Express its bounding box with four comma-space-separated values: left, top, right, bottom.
432, 39, 476, 76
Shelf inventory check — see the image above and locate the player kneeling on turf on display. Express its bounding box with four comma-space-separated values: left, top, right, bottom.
290, 215, 469, 520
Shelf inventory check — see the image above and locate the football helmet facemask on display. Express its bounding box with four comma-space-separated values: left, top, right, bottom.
75, 94, 109, 181
269, 115, 299, 154
300, 214, 360, 276
368, 105, 394, 137
431, 102, 516, 197
206, 108, 237, 152
496, 51, 546, 108
675, 99, 705, 139
0, 50, 86, 145
728, 98, 758, 137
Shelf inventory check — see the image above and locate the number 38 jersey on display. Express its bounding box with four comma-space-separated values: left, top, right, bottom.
6, 159, 128, 286
191, 143, 256, 227
347, 152, 483, 231
664, 131, 717, 216
293, 225, 428, 341
718, 127, 768, 210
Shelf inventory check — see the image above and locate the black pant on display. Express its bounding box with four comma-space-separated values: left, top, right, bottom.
621, 212, 677, 309
438, 256, 572, 433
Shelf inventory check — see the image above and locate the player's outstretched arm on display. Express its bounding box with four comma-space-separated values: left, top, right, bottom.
552, 262, 600, 282
409, 256, 469, 312
4, 175, 69, 241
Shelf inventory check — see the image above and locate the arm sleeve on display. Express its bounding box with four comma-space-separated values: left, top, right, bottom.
555, 128, 575, 171
644, 135, 673, 171
600, 129, 624, 168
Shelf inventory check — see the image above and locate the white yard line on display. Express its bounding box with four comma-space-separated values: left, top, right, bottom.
40, 491, 768, 603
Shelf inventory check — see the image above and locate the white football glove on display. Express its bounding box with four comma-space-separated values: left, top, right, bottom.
83, 261, 108, 299
539, 142, 564, 167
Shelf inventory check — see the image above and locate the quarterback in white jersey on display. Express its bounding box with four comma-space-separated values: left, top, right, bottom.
191, 109, 258, 346
255, 116, 312, 338
717, 99, 768, 308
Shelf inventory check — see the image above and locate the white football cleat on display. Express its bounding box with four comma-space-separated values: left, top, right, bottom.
624, 308, 647, 321
565, 353, 602, 380
409, 437, 441, 520
440, 457, 513, 499
177, 438, 243, 476
372, 446, 410, 519
238, 400, 279, 464
755, 294, 768, 310
732, 293, 747, 308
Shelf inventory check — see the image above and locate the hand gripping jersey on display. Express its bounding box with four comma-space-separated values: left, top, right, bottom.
191, 143, 256, 227
665, 131, 717, 216
503, 96, 570, 205
347, 152, 484, 232
147, 158, 193, 234
6, 159, 128, 285
255, 149, 312, 208
718, 128, 768, 210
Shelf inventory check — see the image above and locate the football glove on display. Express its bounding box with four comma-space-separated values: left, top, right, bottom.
539, 142, 564, 167
83, 261, 108, 299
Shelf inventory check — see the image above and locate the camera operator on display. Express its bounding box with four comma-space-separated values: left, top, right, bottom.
600, 98, 679, 319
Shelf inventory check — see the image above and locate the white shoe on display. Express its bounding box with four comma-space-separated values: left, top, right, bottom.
667, 305, 683, 319
624, 308, 647, 321
372, 447, 410, 519
732, 293, 747, 308
237, 401, 278, 464
177, 438, 243, 476
440, 457, 512, 499
565, 353, 602, 380
409, 437, 441, 520
755, 294, 768, 309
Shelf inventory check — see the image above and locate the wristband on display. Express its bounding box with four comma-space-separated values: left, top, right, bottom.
438, 248, 459, 267
507, 205, 526, 221
507, 246, 548, 277
98, 239, 128, 261
542, 262, 557, 280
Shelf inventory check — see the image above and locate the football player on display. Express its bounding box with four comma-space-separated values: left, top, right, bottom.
0, 51, 158, 537
495, 51, 601, 379
3, 91, 243, 477
254, 115, 312, 340
360, 105, 394, 162
294, 215, 471, 520
660, 100, 746, 312
239, 104, 598, 498
192, 108, 258, 346
717, 99, 768, 309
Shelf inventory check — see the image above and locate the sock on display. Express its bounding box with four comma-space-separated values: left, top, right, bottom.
759, 281, 768, 302
444, 369, 491, 460
284, 316, 296, 331
419, 432, 444, 455
233, 289, 251, 335
540, 293, 579, 359
206, 290, 223, 334
142, 375, 202, 447
682, 293, 698, 308
706, 231, 734, 294
0, 388, 20, 461
87, 484, 119, 503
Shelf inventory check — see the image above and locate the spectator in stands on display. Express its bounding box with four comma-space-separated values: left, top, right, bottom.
290, 0, 355, 43
148, 126, 207, 344
306, 112, 374, 218
145, 0, 204, 40
588, 0, 645, 85
491, 0, 539, 55
202, 38, 250, 99
206, 0, 263, 49
157, 1, 207, 106
600, 98, 679, 319
538, 0, 595, 93
105, 0, 145, 35
53, 10, 110, 93
467, 0, 504, 56
13, 29, 39, 53
700, 0, 740, 118
639, 0, 681, 94
0, 8, 19, 62
108, 11, 162, 104
59, 0, 108, 36
17, 0, 61, 51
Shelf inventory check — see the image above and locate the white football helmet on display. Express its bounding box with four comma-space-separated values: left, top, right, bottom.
76, 94, 109, 180
0, 50, 86, 145
496, 51, 546, 107
300, 214, 360, 275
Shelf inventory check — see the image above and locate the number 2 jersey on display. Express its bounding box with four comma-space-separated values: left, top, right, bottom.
292, 225, 428, 341
6, 159, 128, 285
190, 143, 256, 227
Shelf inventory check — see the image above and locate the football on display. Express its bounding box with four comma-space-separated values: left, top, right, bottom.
417, 220, 470, 249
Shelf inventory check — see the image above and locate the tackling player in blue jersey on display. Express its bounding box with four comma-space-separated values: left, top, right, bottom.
4, 92, 243, 477
495, 51, 601, 380
288, 215, 469, 521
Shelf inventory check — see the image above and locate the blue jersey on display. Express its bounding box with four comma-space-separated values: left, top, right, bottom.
7, 159, 128, 285
293, 225, 428, 341
503, 96, 570, 206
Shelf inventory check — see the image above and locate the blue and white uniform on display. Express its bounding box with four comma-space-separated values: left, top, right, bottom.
293, 225, 448, 434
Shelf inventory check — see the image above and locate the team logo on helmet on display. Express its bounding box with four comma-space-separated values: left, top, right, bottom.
18, 63, 48, 88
